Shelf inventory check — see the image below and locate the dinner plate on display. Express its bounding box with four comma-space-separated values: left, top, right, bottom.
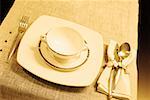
17, 15, 103, 87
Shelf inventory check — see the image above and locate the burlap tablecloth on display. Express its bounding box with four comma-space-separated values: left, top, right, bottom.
0, 0, 138, 100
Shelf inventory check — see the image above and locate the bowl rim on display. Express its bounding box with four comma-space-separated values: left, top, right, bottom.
45, 27, 87, 56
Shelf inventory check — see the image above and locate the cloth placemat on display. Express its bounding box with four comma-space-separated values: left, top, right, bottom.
0, 0, 138, 100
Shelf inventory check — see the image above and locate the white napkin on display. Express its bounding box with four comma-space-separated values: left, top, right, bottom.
97, 40, 136, 100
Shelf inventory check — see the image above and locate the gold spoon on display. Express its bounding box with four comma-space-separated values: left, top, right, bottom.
114, 42, 131, 92
108, 42, 131, 100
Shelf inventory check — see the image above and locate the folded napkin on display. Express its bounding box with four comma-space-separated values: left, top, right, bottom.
97, 40, 136, 100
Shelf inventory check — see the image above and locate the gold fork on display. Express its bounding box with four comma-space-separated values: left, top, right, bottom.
7, 16, 29, 62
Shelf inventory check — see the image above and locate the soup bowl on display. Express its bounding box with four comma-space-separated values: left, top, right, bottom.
39, 27, 89, 70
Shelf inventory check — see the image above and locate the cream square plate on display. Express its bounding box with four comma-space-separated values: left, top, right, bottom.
17, 15, 103, 87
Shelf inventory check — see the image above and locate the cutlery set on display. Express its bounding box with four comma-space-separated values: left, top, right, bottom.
97, 40, 136, 100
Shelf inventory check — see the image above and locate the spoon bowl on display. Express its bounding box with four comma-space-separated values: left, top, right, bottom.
118, 42, 131, 59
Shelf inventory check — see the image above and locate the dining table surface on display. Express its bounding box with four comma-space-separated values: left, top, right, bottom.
0, 0, 138, 100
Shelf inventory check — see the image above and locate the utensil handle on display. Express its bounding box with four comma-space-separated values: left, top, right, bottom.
108, 68, 114, 100
7, 32, 24, 62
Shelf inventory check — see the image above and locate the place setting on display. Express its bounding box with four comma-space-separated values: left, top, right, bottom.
12, 15, 104, 87
7, 15, 136, 100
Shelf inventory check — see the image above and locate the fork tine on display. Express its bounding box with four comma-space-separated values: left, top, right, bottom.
19, 16, 29, 30
24, 16, 29, 21
20, 16, 25, 22
20, 16, 29, 23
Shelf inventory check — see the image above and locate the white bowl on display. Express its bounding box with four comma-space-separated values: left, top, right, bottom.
40, 27, 89, 62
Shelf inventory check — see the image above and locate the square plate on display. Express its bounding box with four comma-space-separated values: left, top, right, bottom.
17, 15, 103, 87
